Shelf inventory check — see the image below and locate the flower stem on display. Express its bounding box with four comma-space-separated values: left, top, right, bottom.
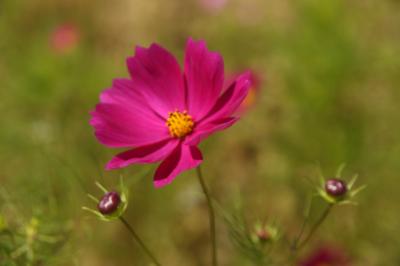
292, 214, 309, 251
292, 196, 314, 251
119, 216, 161, 266
296, 204, 333, 250
196, 166, 218, 266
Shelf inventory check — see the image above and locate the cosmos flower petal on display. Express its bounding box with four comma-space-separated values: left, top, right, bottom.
153, 144, 203, 188
106, 139, 179, 170
225, 70, 262, 114
100, 79, 164, 121
127, 44, 185, 117
99, 78, 144, 105
201, 71, 251, 123
186, 117, 239, 146
184, 38, 224, 120
90, 102, 169, 148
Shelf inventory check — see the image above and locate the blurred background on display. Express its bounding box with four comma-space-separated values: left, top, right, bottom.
1, 0, 400, 265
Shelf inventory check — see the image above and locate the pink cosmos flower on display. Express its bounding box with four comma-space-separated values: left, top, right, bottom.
90, 38, 251, 188
50, 23, 79, 54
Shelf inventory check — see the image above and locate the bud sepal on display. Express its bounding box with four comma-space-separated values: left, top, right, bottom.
251, 220, 280, 246
316, 165, 366, 205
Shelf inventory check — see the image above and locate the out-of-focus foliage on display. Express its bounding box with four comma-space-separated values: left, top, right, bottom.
1, 0, 400, 265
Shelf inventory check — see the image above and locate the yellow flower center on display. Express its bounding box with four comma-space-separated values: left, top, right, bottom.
166, 111, 194, 138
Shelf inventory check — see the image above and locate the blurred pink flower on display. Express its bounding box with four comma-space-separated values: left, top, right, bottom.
90, 38, 251, 187
50, 24, 79, 54
300, 245, 351, 266
199, 0, 228, 12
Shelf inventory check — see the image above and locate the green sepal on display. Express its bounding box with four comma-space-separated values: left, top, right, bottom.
315, 165, 365, 206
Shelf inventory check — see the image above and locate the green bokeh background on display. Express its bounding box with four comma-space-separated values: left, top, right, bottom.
1, 0, 399, 265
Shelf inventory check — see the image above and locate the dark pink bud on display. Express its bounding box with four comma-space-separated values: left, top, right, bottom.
256, 229, 270, 243
325, 178, 347, 197
97, 191, 121, 215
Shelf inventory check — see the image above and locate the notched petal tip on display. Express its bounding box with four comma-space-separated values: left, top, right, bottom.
186, 37, 205, 47
126, 40, 186, 116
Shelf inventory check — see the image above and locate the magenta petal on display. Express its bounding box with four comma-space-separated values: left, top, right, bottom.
90, 105, 167, 148
127, 44, 185, 117
184, 38, 224, 120
90, 90, 170, 147
100, 79, 146, 106
99, 79, 164, 121
106, 139, 179, 170
186, 117, 239, 146
153, 144, 203, 188
201, 72, 251, 123
90, 78, 170, 147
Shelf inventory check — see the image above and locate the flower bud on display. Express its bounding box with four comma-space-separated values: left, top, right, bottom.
251, 222, 279, 245
315, 166, 365, 205
256, 229, 271, 243
97, 191, 121, 215
83, 179, 128, 222
325, 178, 347, 197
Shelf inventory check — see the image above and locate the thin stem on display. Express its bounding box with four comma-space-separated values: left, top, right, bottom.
196, 166, 218, 266
297, 204, 333, 250
119, 216, 161, 266
286, 212, 311, 265
291, 196, 314, 251
292, 215, 309, 251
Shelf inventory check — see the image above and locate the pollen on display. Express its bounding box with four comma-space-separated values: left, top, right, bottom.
166, 110, 194, 138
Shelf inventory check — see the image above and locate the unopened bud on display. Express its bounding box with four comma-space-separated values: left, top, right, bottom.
97, 191, 121, 215
325, 178, 347, 197
256, 229, 270, 243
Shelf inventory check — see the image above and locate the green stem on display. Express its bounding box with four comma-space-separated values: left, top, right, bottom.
196, 166, 218, 266
292, 196, 314, 251
119, 217, 161, 266
297, 204, 333, 251
292, 215, 309, 251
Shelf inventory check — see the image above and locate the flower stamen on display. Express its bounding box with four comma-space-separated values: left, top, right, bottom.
166, 110, 194, 138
